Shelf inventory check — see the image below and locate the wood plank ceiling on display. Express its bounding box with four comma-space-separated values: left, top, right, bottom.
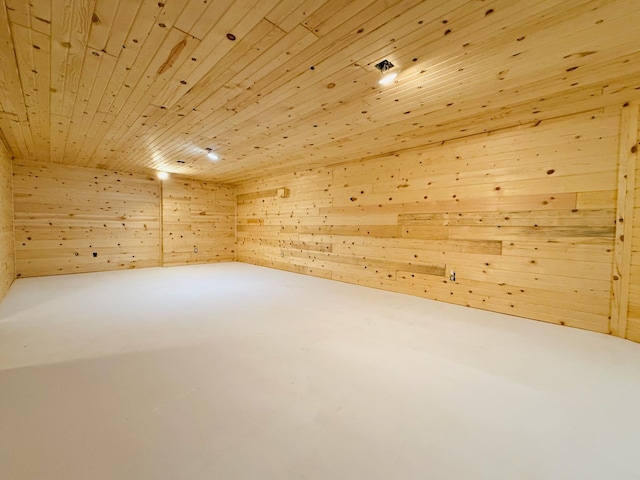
0, 0, 639, 183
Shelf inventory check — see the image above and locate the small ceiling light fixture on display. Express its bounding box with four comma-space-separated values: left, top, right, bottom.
157, 171, 169, 180
206, 147, 219, 161
375, 59, 399, 85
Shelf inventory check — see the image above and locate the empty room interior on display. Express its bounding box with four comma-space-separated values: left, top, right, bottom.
2, 0, 640, 478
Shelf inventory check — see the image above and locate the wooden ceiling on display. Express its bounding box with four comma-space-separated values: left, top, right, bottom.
1, 0, 639, 183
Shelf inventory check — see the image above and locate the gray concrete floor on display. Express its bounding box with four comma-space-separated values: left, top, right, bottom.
1, 263, 639, 479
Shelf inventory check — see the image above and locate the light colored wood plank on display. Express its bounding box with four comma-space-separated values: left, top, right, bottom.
237, 108, 618, 336
161, 177, 236, 266
610, 102, 639, 337
0, 142, 14, 300
13, 160, 236, 276
13, 160, 162, 276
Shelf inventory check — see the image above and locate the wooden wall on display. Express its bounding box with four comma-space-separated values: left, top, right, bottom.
8, 103, 640, 342
13, 161, 235, 277
13, 161, 162, 277
0, 142, 14, 300
162, 178, 236, 266
237, 108, 621, 335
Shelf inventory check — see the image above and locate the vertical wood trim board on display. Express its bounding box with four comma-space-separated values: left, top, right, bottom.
159, 179, 165, 264
161, 177, 236, 266
0, 142, 15, 300
625, 105, 640, 342
610, 102, 639, 337
237, 109, 619, 334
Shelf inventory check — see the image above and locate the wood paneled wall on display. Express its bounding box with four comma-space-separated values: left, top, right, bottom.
0, 143, 14, 300
237, 109, 620, 334
13, 162, 235, 277
8, 104, 640, 342
13, 161, 162, 277
162, 178, 236, 266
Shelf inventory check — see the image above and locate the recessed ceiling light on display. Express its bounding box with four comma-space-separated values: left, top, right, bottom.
157, 171, 169, 180
375, 59, 399, 85
379, 71, 398, 85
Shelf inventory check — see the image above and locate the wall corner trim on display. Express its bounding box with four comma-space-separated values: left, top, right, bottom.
610, 101, 640, 338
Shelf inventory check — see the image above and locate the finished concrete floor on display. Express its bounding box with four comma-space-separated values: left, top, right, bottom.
1, 262, 640, 479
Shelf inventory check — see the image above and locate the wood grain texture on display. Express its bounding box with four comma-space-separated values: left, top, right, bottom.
162, 177, 236, 266
237, 109, 618, 333
2, 0, 640, 343
1, 1, 640, 182
13, 160, 162, 277
610, 101, 639, 337
13, 161, 237, 276
624, 104, 640, 342
0, 141, 14, 300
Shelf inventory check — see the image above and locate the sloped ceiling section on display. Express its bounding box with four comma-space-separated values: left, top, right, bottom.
0, 0, 639, 183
